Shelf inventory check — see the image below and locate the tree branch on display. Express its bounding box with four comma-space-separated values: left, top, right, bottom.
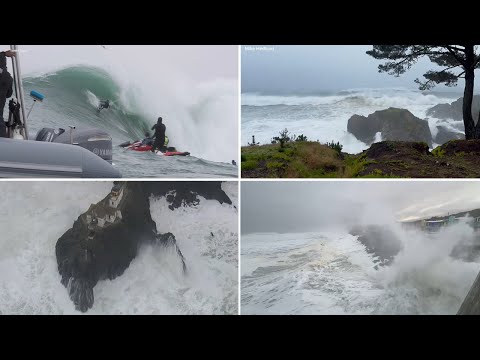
444, 45, 466, 53
387, 50, 452, 69
439, 64, 463, 74
474, 56, 480, 68
445, 46, 466, 66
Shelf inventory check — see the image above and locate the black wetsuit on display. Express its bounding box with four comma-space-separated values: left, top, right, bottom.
142, 137, 154, 146
151, 122, 166, 151
0, 52, 13, 138
98, 100, 110, 111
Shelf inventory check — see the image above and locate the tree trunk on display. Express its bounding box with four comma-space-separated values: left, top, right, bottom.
463, 45, 477, 139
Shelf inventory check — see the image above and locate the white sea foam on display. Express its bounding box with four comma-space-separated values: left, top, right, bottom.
0, 182, 238, 314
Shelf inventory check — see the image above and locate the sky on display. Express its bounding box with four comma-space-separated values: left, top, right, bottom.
1, 45, 238, 81
241, 45, 474, 94
241, 181, 480, 234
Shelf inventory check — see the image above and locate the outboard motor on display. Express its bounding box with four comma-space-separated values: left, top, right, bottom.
35, 127, 65, 142
36, 127, 113, 164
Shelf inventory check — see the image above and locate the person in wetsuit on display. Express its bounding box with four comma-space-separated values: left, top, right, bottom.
0, 50, 15, 138
141, 131, 154, 146
98, 99, 110, 112
151, 117, 166, 152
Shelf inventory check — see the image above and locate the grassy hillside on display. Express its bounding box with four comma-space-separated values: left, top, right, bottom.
241, 140, 480, 178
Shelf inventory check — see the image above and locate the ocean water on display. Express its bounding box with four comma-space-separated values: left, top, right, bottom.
15, 66, 238, 178
242, 88, 465, 154
241, 224, 480, 314
0, 181, 238, 314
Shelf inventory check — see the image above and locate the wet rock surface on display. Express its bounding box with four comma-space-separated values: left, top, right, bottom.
349, 225, 403, 266
347, 108, 433, 146
56, 181, 230, 312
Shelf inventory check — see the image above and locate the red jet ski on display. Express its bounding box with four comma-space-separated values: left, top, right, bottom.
125, 141, 152, 152
119, 140, 190, 156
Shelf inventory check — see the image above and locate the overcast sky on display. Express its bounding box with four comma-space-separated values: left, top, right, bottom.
242, 45, 472, 94
241, 181, 480, 234
1, 45, 238, 81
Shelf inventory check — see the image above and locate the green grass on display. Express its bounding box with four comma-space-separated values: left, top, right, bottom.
359, 169, 403, 178
343, 154, 376, 177
432, 146, 446, 158
241, 140, 416, 178
266, 161, 285, 170
272, 151, 292, 162
242, 142, 346, 177
242, 160, 258, 170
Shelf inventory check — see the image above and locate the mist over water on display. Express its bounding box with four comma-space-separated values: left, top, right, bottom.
241, 182, 480, 314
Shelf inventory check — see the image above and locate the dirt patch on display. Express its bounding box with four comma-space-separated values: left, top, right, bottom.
442, 139, 480, 155
359, 141, 480, 178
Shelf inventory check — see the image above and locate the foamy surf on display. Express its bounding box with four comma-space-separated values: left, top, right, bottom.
241, 226, 480, 315
242, 88, 462, 154
0, 182, 238, 315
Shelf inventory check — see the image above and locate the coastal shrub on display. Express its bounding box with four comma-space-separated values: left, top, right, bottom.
242, 160, 258, 170
272, 128, 291, 148
344, 154, 376, 177
432, 146, 446, 158
267, 161, 285, 170
326, 140, 343, 154
247, 135, 260, 146
272, 152, 291, 161
296, 134, 308, 142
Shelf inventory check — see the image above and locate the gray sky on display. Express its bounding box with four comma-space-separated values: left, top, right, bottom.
1, 45, 238, 81
241, 45, 471, 94
241, 181, 480, 234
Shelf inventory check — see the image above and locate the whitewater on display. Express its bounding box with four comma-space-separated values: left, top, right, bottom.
241, 223, 480, 315
242, 88, 466, 154
2, 45, 238, 178
0, 182, 238, 314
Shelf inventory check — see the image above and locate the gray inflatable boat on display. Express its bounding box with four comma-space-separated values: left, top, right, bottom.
0, 137, 120, 178
1, 45, 121, 178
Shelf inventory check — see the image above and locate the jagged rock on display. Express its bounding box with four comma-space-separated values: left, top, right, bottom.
347, 114, 382, 144
349, 225, 403, 265
138, 181, 232, 209
56, 181, 231, 313
347, 108, 433, 146
434, 126, 465, 144
427, 96, 480, 121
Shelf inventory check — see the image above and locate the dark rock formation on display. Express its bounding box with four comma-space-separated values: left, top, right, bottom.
347, 108, 432, 147
434, 126, 464, 144
426, 96, 480, 121
347, 114, 382, 144
135, 181, 232, 210
56, 181, 231, 312
349, 225, 403, 266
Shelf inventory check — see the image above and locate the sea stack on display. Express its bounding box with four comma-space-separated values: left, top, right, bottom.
55, 181, 231, 312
